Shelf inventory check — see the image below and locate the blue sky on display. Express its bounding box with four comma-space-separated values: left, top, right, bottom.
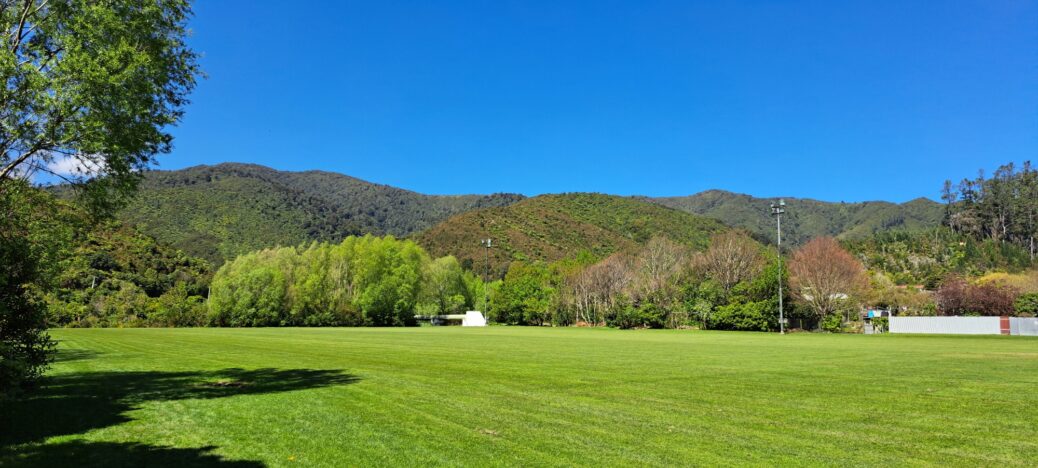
161, 0, 1036, 202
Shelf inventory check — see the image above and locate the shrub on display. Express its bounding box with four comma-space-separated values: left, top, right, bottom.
711, 301, 774, 332
1015, 293, 1038, 317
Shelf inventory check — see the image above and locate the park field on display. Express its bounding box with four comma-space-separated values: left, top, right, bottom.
3, 328, 1037, 467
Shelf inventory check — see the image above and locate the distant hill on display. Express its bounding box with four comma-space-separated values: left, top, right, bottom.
650, 190, 944, 245
118, 163, 524, 263
88, 163, 947, 265
414, 193, 729, 276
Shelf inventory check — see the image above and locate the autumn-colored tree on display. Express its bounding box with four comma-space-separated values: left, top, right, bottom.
789, 237, 868, 323
695, 231, 765, 297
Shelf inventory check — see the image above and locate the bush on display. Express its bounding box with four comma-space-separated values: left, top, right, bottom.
1015, 293, 1038, 317
821, 313, 843, 333
711, 301, 774, 332
637, 302, 667, 329
936, 275, 1019, 316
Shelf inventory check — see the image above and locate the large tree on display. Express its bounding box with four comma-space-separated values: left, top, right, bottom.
789, 237, 868, 325
695, 231, 765, 297
0, 0, 199, 396
0, 0, 199, 204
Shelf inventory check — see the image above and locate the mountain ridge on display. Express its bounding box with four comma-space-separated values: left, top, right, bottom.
91, 162, 944, 264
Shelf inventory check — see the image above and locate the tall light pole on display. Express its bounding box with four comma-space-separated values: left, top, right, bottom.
480, 238, 492, 314
771, 199, 786, 334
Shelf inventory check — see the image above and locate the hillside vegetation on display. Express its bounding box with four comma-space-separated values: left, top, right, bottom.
651, 190, 943, 245
115, 163, 524, 263
415, 193, 729, 275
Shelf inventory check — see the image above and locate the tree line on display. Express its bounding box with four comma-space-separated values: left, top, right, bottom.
943, 161, 1038, 260
208, 236, 486, 327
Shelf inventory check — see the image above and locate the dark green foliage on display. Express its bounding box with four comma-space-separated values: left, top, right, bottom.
693, 256, 787, 331
843, 228, 1034, 288
1015, 293, 1038, 316
604, 295, 639, 329
44, 219, 212, 328
711, 301, 773, 332
651, 190, 944, 246
944, 161, 1038, 261
0, 182, 64, 397
109, 163, 524, 264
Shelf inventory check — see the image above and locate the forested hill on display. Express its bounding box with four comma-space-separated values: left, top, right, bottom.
650, 190, 944, 245
414, 193, 729, 276
102, 163, 946, 265
118, 163, 525, 263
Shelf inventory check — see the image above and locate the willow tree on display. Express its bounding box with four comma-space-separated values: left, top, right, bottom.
0, 0, 199, 396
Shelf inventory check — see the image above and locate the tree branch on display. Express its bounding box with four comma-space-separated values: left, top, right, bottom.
0, 145, 43, 180
10, 0, 34, 53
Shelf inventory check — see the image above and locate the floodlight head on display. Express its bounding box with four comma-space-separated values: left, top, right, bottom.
779, 199, 786, 206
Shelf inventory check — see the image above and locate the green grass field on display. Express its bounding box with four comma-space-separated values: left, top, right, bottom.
3, 328, 1037, 467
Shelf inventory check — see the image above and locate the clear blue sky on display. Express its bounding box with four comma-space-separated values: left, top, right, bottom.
164, 0, 1037, 202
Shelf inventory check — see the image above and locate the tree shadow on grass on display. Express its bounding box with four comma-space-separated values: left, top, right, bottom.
51, 348, 100, 363
7, 442, 263, 467
1, 366, 359, 467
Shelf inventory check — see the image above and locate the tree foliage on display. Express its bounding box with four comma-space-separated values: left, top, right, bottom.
0, 0, 200, 396
789, 237, 868, 324
208, 236, 476, 327
0, 0, 200, 209
943, 161, 1038, 261
0, 182, 60, 397
935, 275, 1018, 317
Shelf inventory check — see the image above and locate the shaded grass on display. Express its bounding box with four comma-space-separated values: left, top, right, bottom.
3, 328, 1037, 466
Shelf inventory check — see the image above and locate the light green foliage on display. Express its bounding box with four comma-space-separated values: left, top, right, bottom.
492, 261, 559, 326
10, 328, 1038, 466
423, 256, 470, 315
1, 0, 200, 209
352, 236, 427, 326
209, 236, 449, 327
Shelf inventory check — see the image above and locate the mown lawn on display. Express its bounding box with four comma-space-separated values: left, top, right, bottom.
2, 328, 1037, 467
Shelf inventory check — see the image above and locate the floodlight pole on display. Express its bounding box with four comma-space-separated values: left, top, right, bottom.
771, 200, 786, 335
481, 238, 492, 314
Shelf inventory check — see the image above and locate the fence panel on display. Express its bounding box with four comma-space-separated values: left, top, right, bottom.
889, 316, 1002, 335
1009, 317, 1038, 336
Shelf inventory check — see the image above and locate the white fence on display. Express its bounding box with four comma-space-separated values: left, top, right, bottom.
1009, 317, 1038, 336
889, 316, 1038, 336
890, 316, 1002, 335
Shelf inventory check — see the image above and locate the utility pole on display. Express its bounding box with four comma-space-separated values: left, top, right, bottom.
480, 238, 492, 314
771, 200, 786, 334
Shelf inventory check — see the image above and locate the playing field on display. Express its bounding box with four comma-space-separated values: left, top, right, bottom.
3, 328, 1037, 467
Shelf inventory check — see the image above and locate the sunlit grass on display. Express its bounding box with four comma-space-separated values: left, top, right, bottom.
3, 328, 1037, 466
